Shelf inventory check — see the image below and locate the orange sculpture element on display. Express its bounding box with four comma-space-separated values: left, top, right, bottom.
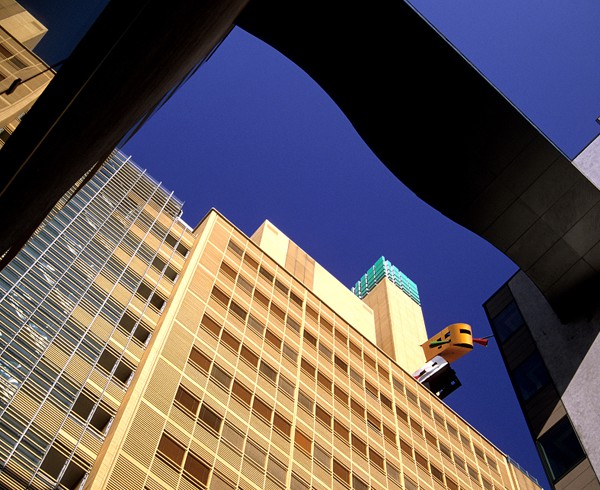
421, 323, 474, 364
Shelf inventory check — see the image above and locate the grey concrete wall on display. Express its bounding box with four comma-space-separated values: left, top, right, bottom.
508, 271, 600, 478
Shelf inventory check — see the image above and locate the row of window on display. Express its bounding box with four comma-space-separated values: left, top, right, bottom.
186, 331, 503, 490
212, 251, 507, 472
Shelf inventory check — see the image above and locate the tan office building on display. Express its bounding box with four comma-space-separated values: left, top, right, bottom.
0, 0, 52, 147
0, 150, 540, 490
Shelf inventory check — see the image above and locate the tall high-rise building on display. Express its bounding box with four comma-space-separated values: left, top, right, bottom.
0, 150, 540, 490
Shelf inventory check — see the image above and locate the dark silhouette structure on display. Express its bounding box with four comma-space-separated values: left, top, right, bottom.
2, 0, 599, 320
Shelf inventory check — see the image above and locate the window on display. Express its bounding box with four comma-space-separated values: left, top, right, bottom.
283, 343, 298, 363
334, 420, 349, 442
317, 372, 332, 392
229, 300, 247, 321
298, 391, 314, 412
352, 475, 368, 490
490, 300, 525, 342
175, 386, 199, 414
364, 353, 376, 369
333, 459, 350, 484
334, 329, 347, 345
314, 444, 331, 468
232, 380, 252, 405
210, 364, 232, 389
245, 440, 267, 467
158, 433, 185, 466
538, 416, 586, 482
265, 330, 282, 350
305, 305, 318, 322
273, 412, 291, 437
370, 448, 384, 469
184, 453, 210, 484
290, 474, 309, 490
227, 239, 243, 256
350, 399, 364, 418
247, 315, 265, 335
274, 279, 289, 295
219, 262, 237, 280
334, 385, 348, 404
176, 243, 189, 257
513, 351, 551, 401
404, 476, 418, 490
440, 441, 452, 459
424, 429, 437, 447
244, 253, 258, 269
164, 265, 178, 281
431, 463, 444, 482
189, 347, 211, 372
72, 391, 95, 421
387, 462, 400, 481
406, 389, 418, 405
294, 429, 312, 454
349, 341, 361, 356
259, 360, 278, 382
315, 338, 330, 357
365, 380, 378, 399
268, 456, 287, 482
252, 397, 273, 421
315, 405, 332, 427
237, 275, 253, 294
149, 293, 165, 310
220, 330, 240, 352
198, 405, 223, 433
303, 330, 317, 347
400, 439, 413, 459
334, 355, 348, 373
240, 346, 259, 367
211, 286, 229, 306
396, 406, 408, 423
119, 312, 137, 333
253, 290, 269, 309
349, 367, 362, 385
446, 477, 459, 490
415, 451, 428, 469
278, 375, 295, 397
380, 393, 392, 410
383, 425, 396, 446
258, 266, 274, 283
367, 412, 381, 432
289, 290, 303, 307
300, 358, 315, 377
201, 314, 221, 336
270, 302, 285, 321
467, 463, 479, 481
352, 435, 367, 455
286, 316, 301, 333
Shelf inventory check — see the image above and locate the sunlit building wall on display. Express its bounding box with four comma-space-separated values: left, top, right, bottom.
0, 151, 193, 489
0, 150, 541, 489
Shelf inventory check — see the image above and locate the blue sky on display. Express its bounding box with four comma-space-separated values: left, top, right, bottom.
24, 1, 600, 487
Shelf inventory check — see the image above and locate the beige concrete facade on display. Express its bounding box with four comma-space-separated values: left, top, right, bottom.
83, 209, 540, 490
251, 219, 377, 344
0, 0, 52, 144
362, 279, 428, 374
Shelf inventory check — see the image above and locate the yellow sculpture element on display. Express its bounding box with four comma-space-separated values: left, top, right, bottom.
421, 323, 474, 364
